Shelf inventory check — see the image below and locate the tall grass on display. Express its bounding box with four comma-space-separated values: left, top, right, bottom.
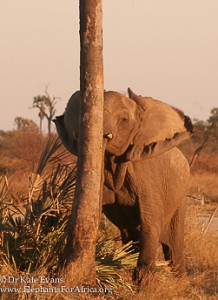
0, 136, 217, 299
0, 136, 139, 299
0, 137, 75, 273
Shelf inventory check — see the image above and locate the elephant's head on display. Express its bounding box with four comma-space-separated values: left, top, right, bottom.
103, 88, 192, 161
103, 91, 139, 156
54, 91, 80, 156
54, 88, 193, 160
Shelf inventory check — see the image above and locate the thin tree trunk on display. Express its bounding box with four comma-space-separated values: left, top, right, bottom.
39, 117, 42, 134
63, 0, 104, 284
48, 119, 51, 136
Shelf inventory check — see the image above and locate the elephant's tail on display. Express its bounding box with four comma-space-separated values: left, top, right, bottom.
189, 137, 208, 168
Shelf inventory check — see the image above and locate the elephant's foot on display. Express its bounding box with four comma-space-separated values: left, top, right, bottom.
171, 262, 186, 276
132, 262, 155, 285
133, 268, 155, 286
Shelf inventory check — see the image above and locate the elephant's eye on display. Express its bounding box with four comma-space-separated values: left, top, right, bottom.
118, 110, 130, 126
120, 113, 130, 122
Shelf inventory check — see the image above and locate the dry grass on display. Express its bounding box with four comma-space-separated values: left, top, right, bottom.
184, 205, 218, 299
128, 212, 218, 300
0, 131, 217, 299
189, 173, 218, 204
3, 207, 214, 300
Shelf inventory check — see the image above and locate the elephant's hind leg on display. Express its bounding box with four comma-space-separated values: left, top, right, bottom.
169, 208, 186, 275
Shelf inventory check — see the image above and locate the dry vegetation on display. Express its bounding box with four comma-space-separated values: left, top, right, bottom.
0, 125, 217, 299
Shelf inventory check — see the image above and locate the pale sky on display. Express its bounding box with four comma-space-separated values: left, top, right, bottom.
1, 0, 218, 131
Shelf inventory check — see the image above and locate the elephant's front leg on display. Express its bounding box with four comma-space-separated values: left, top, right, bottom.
133, 225, 159, 284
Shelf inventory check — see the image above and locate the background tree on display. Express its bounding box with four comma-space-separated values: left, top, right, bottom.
0, 118, 42, 175
193, 118, 208, 132
63, 0, 104, 284
14, 116, 38, 131
190, 108, 218, 155
32, 89, 59, 135
207, 108, 218, 140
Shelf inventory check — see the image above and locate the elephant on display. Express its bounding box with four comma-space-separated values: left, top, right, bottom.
54, 88, 193, 283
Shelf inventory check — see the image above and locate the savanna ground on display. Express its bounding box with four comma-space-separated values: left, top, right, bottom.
0, 123, 217, 299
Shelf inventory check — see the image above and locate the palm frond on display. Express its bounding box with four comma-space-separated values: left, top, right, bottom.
36, 135, 61, 175
96, 237, 138, 290
0, 137, 75, 274
0, 136, 138, 294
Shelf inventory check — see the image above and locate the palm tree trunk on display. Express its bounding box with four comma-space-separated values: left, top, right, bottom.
63, 0, 104, 284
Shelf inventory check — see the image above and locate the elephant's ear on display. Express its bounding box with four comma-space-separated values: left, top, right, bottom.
117, 88, 193, 162
53, 115, 78, 156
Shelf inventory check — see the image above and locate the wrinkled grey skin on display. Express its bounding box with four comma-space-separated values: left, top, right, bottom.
54, 89, 192, 283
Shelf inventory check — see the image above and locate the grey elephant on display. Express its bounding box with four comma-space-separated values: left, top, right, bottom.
54, 88, 193, 283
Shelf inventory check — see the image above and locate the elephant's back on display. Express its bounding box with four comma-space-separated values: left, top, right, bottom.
133, 147, 190, 187
167, 147, 190, 181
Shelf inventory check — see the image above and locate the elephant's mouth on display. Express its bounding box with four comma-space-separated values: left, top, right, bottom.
103, 133, 130, 157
